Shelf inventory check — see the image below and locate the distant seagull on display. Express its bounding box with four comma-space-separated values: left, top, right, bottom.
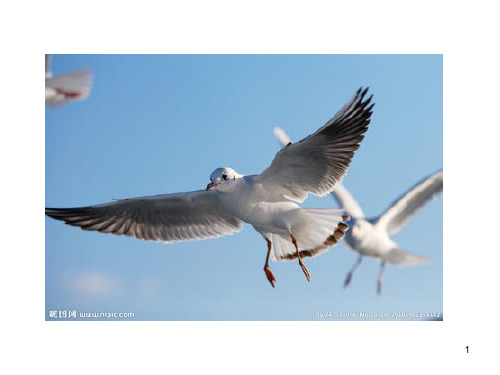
45, 54, 92, 108
46, 88, 374, 287
274, 127, 443, 294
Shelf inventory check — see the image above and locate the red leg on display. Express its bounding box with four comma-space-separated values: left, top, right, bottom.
263, 238, 276, 288
290, 235, 311, 282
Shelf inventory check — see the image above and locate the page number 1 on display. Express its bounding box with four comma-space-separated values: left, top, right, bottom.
465, 346, 469, 353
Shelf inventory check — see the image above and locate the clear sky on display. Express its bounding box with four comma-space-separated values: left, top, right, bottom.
45, 54, 442, 321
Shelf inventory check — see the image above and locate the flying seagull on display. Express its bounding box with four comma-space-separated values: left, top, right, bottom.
274, 127, 443, 294
45, 54, 92, 108
46, 87, 374, 287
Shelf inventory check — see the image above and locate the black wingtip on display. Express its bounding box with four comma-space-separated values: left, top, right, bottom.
45, 207, 80, 220
45, 207, 63, 219
360, 87, 369, 98
354, 87, 372, 106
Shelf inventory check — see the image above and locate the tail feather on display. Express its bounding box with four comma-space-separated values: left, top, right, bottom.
275, 209, 349, 261
383, 248, 430, 266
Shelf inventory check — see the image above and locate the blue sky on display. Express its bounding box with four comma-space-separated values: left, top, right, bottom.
45, 55, 442, 320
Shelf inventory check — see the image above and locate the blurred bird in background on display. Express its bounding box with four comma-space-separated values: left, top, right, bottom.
45, 54, 92, 108
273, 126, 443, 294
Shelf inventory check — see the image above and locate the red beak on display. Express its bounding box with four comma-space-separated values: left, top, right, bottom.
206, 182, 219, 191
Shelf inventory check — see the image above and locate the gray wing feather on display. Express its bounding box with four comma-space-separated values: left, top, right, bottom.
331, 183, 365, 219
258, 87, 374, 201
46, 190, 243, 243
376, 170, 443, 234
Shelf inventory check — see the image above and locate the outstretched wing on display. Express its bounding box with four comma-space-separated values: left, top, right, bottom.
376, 170, 443, 235
272, 127, 365, 218
331, 183, 365, 219
257, 87, 374, 202
46, 190, 243, 243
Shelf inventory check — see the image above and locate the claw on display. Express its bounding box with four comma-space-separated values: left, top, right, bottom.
264, 265, 276, 288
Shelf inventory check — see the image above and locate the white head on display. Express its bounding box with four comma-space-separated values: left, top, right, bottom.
206, 167, 243, 192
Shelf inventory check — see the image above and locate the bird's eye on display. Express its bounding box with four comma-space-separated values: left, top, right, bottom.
222, 174, 227, 180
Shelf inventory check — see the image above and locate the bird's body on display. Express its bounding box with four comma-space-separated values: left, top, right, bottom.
344, 218, 398, 258
207, 172, 350, 263
333, 172, 442, 265
332, 172, 443, 293
217, 175, 295, 231
46, 87, 374, 287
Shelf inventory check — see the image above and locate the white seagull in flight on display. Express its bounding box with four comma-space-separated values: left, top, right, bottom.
46, 88, 374, 287
45, 54, 92, 108
274, 127, 443, 293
